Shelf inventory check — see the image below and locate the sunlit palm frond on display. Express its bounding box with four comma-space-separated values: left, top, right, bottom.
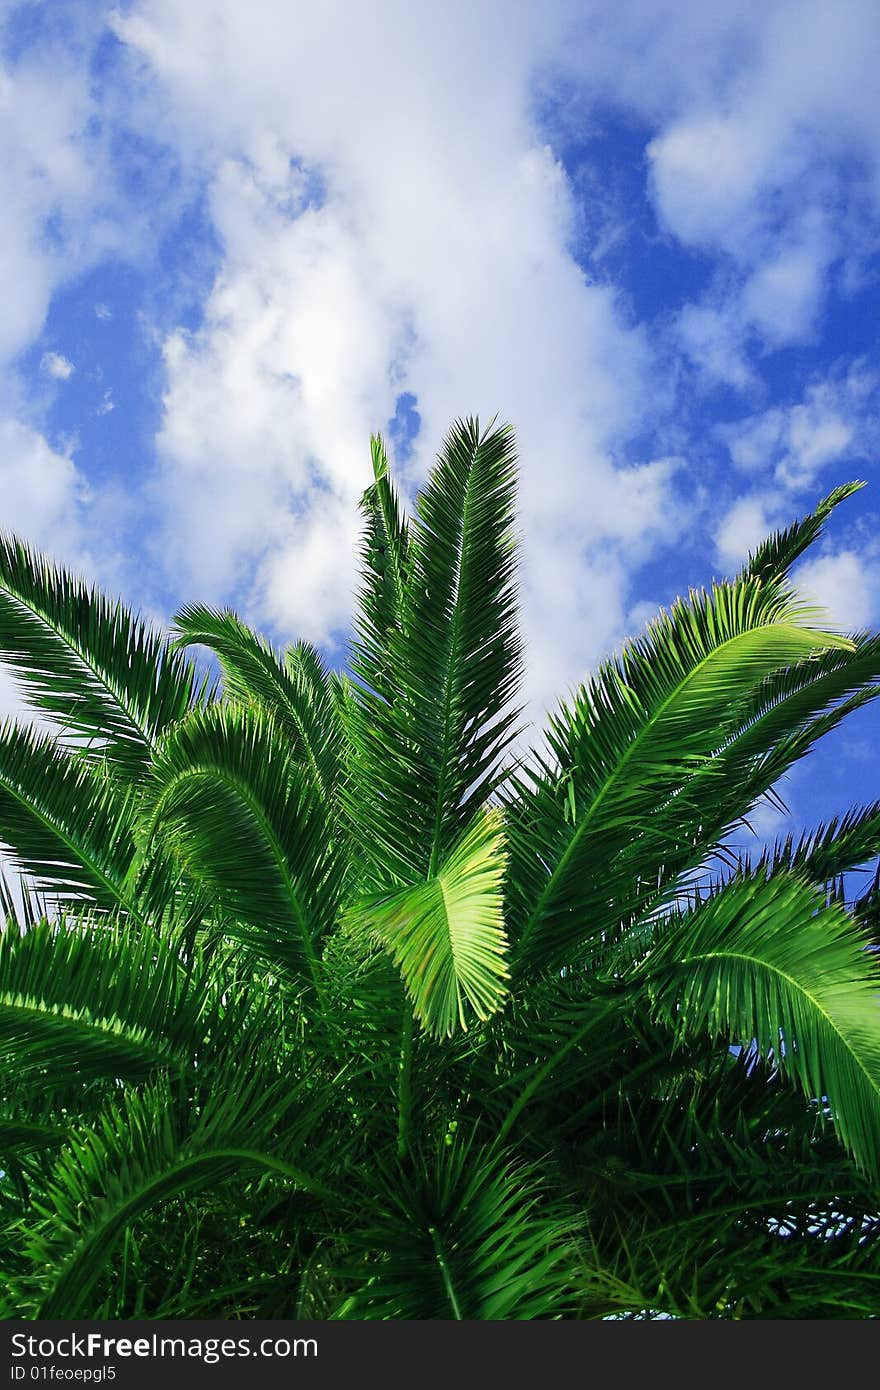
346, 809, 509, 1038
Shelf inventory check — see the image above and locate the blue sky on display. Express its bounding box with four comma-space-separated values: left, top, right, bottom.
2, 0, 880, 853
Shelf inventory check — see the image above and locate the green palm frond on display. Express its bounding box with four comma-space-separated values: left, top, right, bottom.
709, 634, 880, 815
0, 720, 143, 919
754, 803, 880, 884
144, 702, 344, 989
352, 432, 411, 702
10, 1064, 336, 1318
347, 418, 522, 885
347, 809, 509, 1037
639, 870, 880, 1177
173, 607, 342, 802
334, 1135, 583, 1319
508, 575, 851, 977
599, 635, 880, 929
284, 640, 345, 791
0, 534, 204, 771
0, 918, 230, 1085
744, 481, 864, 586
1, 422, 878, 1320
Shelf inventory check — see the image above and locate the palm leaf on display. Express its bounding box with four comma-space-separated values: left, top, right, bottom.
744, 481, 864, 586
11, 1066, 336, 1318
639, 870, 880, 1177
173, 607, 342, 801
347, 809, 509, 1037
144, 703, 344, 989
0, 918, 230, 1085
334, 1135, 582, 1319
599, 635, 880, 933
0, 720, 143, 919
347, 418, 522, 885
351, 433, 411, 702
508, 574, 853, 977
0, 533, 203, 771
756, 803, 880, 885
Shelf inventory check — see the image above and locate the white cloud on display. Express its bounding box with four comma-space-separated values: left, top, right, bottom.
740, 235, 828, 347
676, 303, 755, 391
605, 1, 880, 374
721, 367, 874, 493
113, 0, 678, 716
2, 0, 879, 728
0, 419, 86, 554
714, 493, 780, 570
40, 351, 75, 381
794, 549, 880, 630
0, 27, 112, 372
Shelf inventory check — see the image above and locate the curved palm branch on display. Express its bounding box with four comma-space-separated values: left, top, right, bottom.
0, 534, 204, 771
172, 607, 342, 802
639, 870, 880, 1176
8, 1065, 338, 1318
0, 918, 231, 1086
143, 703, 344, 989
0, 720, 144, 920
347, 417, 522, 886
332, 1135, 583, 1319
508, 576, 851, 977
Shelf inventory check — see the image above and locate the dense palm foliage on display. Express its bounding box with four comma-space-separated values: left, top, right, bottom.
1, 418, 880, 1318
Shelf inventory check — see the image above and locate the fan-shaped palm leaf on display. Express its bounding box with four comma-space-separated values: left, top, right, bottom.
347, 809, 509, 1038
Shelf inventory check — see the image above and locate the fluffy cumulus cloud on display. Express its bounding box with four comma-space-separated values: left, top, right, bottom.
40, 351, 75, 381
0, 418, 86, 555
795, 549, 880, 631
110, 0, 684, 711
726, 368, 875, 485
617, 0, 880, 380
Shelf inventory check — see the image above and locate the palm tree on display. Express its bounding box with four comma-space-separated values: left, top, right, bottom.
1, 418, 880, 1319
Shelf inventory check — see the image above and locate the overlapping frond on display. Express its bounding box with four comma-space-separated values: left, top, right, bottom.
0, 719, 143, 918
754, 803, 880, 885
173, 607, 342, 801
10, 1064, 335, 1318
1, 428, 878, 1320
144, 702, 344, 988
347, 809, 509, 1037
0, 534, 203, 771
333, 1136, 583, 1319
0, 918, 228, 1085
